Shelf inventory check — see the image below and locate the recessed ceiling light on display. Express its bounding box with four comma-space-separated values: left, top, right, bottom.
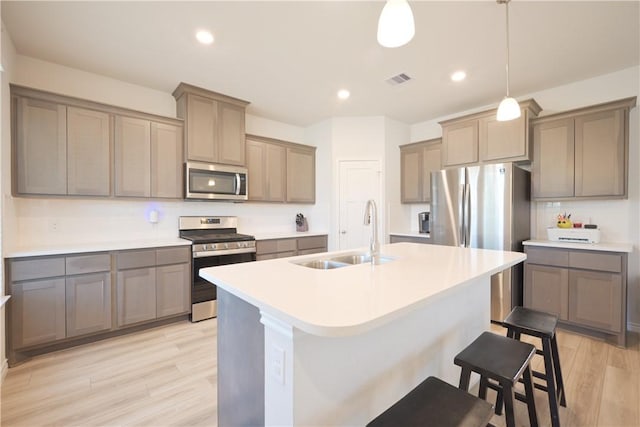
196, 30, 214, 45
450, 71, 467, 82
337, 89, 350, 100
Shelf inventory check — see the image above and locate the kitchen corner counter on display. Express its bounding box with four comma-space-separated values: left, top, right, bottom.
250, 231, 328, 240
5, 237, 191, 258
523, 239, 633, 253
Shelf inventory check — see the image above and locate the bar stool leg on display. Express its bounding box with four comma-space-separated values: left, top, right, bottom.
523, 365, 539, 427
502, 383, 517, 427
495, 388, 504, 415
542, 337, 561, 427
459, 367, 472, 391
551, 334, 567, 407
478, 376, 489, 400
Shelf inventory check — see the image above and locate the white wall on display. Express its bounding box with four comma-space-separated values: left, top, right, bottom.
408, 66, 640, 329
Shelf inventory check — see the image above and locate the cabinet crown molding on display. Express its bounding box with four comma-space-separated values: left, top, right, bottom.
172, 82, 250, 107
531, 96, 637, 125
438, 98, 542, 126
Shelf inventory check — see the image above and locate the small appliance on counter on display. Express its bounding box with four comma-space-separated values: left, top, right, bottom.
418, 212, 430, 234
547, 227, 600, 243
296, 213, 308, 232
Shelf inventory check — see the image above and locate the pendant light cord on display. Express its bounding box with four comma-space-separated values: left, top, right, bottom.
505, 0, 511, 97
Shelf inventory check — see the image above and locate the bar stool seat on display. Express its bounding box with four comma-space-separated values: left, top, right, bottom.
367, 376, 494, 427
455, 332, 538, 427
503, 306, 567, 427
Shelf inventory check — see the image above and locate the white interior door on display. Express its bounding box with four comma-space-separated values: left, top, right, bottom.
338, 160, 381, 250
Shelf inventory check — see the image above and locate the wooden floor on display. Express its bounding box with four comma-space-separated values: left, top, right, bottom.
1, 319, 638, 426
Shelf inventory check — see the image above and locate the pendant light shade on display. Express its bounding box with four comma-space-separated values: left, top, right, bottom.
496, 0, 520, 121
377, 0, 415, 48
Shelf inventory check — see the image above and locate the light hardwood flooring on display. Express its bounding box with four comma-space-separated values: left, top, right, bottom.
1, 319, 638, 426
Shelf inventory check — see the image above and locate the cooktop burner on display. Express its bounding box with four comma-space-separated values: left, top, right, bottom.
180, 232, 255, 244
178, 216, 255, 245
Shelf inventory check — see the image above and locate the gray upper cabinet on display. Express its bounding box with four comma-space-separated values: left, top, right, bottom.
11, 85, 184, 200
286, 145, 316, 203
67, 107, 111, 196
246, 136, 287, 202
15, 97, 67, 195
115, 116, 151, 197
173, 82, 250, 167
440, 99, 541, 168
400, 138, 442, 203
531, 97, 635, 201
151, 122, 184, 198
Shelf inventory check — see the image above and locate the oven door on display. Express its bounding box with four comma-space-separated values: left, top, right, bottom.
191, 251, 256, 321
186, 161, 247, 201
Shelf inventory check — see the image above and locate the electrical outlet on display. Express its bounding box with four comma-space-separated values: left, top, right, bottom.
271, 345, 285, 385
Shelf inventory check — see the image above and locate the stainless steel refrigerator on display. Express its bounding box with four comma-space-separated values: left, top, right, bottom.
430, 163, 530, 322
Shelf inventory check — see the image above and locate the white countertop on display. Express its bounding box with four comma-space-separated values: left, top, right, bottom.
200, 242, 525, 337
251, 231, 328, 240
389, 231, 430, 239
5, 237, 191, 258
524, 239, 633, 253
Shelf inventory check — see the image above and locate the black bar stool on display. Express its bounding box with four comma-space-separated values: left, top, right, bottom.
502, 306, 566, 427
454, 331, 538, 427
367, 376, 494, 427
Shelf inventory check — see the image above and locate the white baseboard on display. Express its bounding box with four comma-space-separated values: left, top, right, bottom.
628, 322, 640, 333
1, 358, 7, 384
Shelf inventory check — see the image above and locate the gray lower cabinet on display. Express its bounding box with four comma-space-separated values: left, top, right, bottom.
66, 272, 111, 337
117, 267, 157, 326
156, 263, 190, 318
11, 278, 66, 349
389, 235, 430, 244
256, 235, 328, 260
523, 245, 627, 345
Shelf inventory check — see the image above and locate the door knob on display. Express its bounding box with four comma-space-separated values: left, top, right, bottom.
340, 230, 347, 234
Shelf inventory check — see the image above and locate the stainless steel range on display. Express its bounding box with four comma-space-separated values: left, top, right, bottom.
179, 216, 256, 322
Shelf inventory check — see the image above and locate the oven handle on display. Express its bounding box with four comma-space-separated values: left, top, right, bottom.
193, 247, 257, 258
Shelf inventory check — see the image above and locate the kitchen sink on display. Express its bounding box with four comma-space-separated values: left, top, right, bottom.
295, 259, 350, 270
292, 252, 395, 269
329, 253, 394, 265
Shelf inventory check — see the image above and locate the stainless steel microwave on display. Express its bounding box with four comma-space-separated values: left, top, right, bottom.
185, 161, 248, 201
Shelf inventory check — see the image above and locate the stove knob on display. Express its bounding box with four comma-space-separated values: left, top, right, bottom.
224, 243, 229, 249
212, 243, 218, 250
203, 244, 209, 251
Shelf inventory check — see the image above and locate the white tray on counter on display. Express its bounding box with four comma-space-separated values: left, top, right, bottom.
546, 227, 600, 244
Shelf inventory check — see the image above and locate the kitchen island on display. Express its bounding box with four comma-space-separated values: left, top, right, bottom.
200, 242, 526, 426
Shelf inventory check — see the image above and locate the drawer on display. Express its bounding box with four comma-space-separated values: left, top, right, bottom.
297, 248, 326, 256
10, 257, 66, 282
156, 247, 190, 266
256, 238, 297, 255
116, 249, 156, 270
66, 253, 111, 275
525, 247, 569, 267
569, 251, 622, 273
297, 235, 327, 251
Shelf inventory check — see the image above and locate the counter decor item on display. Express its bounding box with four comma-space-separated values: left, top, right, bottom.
556, 213, 572, 228
296, 213, 308, 232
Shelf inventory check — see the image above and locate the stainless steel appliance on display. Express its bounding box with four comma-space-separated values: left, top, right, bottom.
179, 216, 256, 321
418, 212, 430, 234
185, 161, 248, 201
430, 163, 530, 322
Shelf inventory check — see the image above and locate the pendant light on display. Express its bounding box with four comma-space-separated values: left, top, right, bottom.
496, 0, 521, 121
377, 0, 415, 48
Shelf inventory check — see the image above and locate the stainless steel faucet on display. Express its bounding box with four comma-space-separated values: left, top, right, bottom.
363, 199, 380, 261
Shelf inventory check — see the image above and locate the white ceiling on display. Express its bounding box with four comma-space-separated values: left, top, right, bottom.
2, 1, 639, 126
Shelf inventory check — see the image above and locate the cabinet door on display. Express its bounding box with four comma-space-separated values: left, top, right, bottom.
422, 143, 441, 202
156, 263, 190, 318
66, 272, 112, 337
524, 264, 569, 320
186, 94, 217, 163
569, 270, 622, 332
532, 118, 575, 199
246, 139, 268, 201
15, 97, 67, 195
151, 122, 184, 198
400, 146, 422, 203
286, 146, 315, 203
115, 116, 151, 197
266, 143, 286, 202
479, 114, 527, 162
218, 102, 246, 166
442, 120, 478, 166
117, 267, 157, 326
67, 107, 111, 196
11, 278, 66, 349
574, 109, 625, 197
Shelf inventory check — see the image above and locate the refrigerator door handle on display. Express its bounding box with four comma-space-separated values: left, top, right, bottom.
464, 183, 471, 247
460, 183, 466, 247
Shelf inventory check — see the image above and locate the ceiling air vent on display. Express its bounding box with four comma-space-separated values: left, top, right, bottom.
386, 73, 412, 86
